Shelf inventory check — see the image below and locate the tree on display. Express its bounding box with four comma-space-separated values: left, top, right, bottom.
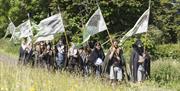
0, 0, 179, 44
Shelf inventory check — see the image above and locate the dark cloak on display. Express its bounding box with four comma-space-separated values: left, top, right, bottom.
130, 39, 144, 82
143, 51, 151, 79
19, 46, 25, 62
89, 48, 105, 63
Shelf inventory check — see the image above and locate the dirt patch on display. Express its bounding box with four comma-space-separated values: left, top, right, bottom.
0, 53, 18, 65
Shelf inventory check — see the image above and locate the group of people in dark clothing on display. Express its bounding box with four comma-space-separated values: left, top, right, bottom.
18, 37, 151, 84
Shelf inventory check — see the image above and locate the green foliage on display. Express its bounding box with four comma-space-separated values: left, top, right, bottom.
121, 28, 158, 62
156, 44, 180, 60
151, 59, 180, 85
151, 0, 180, 43
0, 59, 180, 91
0, 0, 179, 44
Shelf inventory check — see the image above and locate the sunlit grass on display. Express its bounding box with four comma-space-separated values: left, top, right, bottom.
0, 39, 19, 58
0, 60, 179, 91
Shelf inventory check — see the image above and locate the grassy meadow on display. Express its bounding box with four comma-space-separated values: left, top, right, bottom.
0, 39, 180, 91
0, 59, 179, 91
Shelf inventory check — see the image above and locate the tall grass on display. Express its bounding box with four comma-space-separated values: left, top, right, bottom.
0, 39, 19, 58
0, 59, 179, 91
151, 58, 180, 90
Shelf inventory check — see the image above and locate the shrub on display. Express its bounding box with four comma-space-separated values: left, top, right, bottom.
156, 44, 180, 60
151, 59, 180, 85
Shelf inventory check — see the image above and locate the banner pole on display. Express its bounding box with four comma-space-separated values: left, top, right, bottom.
106, 29, 113, 45
58, 6, 69, 69
149, 0, 151, 8
96, 0, 113, 45
145, 0, 151, 51
4, 17, 12, 40
57, 6, 69, 47
64, 31, 69, 46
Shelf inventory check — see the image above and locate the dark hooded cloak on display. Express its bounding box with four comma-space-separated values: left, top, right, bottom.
89, 47, 105, 64
130, 39, 144, 82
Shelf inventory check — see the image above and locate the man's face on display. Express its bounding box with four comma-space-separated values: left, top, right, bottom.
113, 41, 118, 48
40, 44, 44, 49
78, 49, 83, 53
36, 45, 40, 51
59, 41, 63, 45
96, 44, 101, 50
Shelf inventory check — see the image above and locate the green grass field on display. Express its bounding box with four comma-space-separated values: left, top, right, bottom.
0, 60, 179, 91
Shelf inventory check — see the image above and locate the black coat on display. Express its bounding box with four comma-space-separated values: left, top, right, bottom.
144, 52, 151, 78
130, 47, 139, 82
130, 40, 143, 82
89, 48, 105, 64
19, 46, 25, 61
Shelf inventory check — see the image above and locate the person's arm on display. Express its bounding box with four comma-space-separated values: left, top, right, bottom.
109, 47, 116, 60
115, 48, 121, 61
73, 49, 78, 58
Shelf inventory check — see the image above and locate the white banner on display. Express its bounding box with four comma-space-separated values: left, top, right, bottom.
35, 35, 54, 43
83, 8, 107, 43
35, 13, 65, 37
17, 20, 33, 38
120, 8, 150, 44
7, 22, 16, 34
4, 21, 16, 39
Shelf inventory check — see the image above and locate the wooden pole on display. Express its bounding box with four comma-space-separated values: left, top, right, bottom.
63, 30, 70, 70
149, 0, 151, 9
7, 17, 13, 40
58, 6, 69, 69
64, 30, 69, 48
58, 6, 69, 47
144, 0, 151, 51
27, 13, 32, 45
96, 0, 113, 45
106, 29, 113, 45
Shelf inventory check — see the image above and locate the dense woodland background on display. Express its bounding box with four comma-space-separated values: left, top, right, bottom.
0, 0, 179, 59
0, 0, 179, 43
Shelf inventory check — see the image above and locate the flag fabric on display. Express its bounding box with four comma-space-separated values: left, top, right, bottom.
35, 14, 65, 37
35, 35, 54, 43
7, 22, 16, 34
120, 8, 150, 45
83, 8, 107, 43
17, 20, 33, 38
3, 21, 16, 39
27, 36, 32, 45
11, 31, 21, 44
